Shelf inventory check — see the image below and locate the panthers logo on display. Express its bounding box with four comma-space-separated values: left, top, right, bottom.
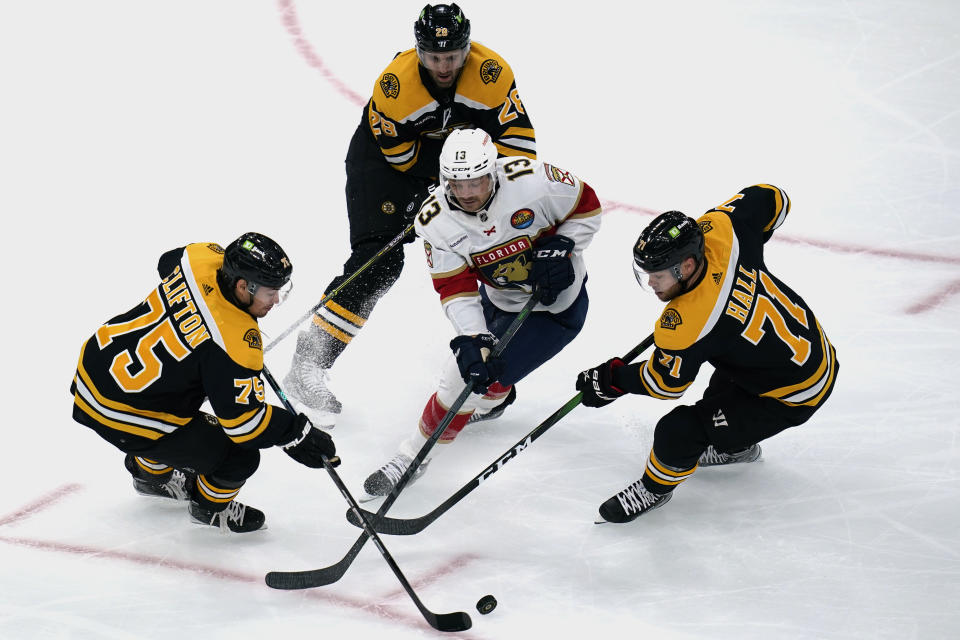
380, 73, 400, 98
243, 328, 263, 350
480, 59, 502, 84
491, 254, 530, 286
659, 308, 683, 330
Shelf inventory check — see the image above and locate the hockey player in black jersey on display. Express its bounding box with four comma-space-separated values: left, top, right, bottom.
70, 233, 338, 533
576, 185, 839, 523
282, 3, 536, 426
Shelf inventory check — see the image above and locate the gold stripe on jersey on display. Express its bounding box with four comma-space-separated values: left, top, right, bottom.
218, 404, 273, 443
312, 316, 354, 345
75, 342, 193, 432
761, 321, 837, 407
494, 140, 535, 159
639, 358, 694, 399
196, 475, 241, 504
654, 212, 740, 352
439, 290, 481, 306
325, 300, 367, 327
74, 393, 167, 441
755, 183, 790, 232
181, 243, 264, 371
644, 451, 697, 488
382, 139, 419, 170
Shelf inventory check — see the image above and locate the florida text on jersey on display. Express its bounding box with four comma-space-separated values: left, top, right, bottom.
634, 185, 837, 408
368, 41, 536, 178
414, 157, 601, 334
71, 243, 297, 449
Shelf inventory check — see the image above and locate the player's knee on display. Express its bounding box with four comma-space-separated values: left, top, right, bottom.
653, 405, 710, 466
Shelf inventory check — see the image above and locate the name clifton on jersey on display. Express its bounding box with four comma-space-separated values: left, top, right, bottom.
161, 266, 211, 348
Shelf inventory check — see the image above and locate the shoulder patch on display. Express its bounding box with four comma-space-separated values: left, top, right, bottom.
510, 209, 535, 229
423, 241, 434, 268
659, 308, 683, 330
380, 73, 400, 99
243, 328, 262, 350
480, 59, 502, 84
208, 243, 224, 254
711, 272, 722, 285
543, 163, 575, 186
698, 220, 713, 234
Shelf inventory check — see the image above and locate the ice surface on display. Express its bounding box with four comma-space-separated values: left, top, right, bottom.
2, 1, 958, 638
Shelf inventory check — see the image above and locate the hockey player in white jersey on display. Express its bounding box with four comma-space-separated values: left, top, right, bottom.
362, 128, 602, 498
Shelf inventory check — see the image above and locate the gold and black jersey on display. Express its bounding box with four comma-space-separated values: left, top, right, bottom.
619, 184, 837, 408
71, 243, 298, 449
365, 41, 536, 179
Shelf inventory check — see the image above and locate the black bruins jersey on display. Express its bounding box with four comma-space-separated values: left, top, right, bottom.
620, 185, 838, 408
71, 243, 298, 450
364, 41, 536, 179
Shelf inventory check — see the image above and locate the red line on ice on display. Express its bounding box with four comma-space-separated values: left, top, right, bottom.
0, 483, 83, 528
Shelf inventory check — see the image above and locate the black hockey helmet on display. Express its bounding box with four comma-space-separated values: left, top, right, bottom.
632, 211, 704, 283
414, 4, 470, 52
221, 232, 292, 291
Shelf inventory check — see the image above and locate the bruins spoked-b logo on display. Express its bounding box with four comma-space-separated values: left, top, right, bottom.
480, 59, 502, 84
380, 73, 400, 99
659, 308, 683, 330
243, 328, 263, 350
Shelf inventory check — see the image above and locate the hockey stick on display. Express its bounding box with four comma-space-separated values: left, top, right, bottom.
346, 333, 656, 535
259, 363, 472, 632
263, 223, 415, 353
265, 293, 540, 589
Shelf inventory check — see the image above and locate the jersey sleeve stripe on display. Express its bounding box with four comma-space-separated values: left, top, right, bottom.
221, 405, 272, 443
640, 359, 690, 399
756, 183, 790, 232
495, 139, 537, 158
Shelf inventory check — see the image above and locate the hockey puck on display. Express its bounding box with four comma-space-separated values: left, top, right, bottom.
476, 594, 497, 615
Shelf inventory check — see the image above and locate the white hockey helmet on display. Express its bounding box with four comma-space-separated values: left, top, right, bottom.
439, 128, 499, 212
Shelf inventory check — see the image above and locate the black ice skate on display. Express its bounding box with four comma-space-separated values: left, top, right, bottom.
189, 499, 266, 533
698, 444, 762, 467
597, 480, 673, 524
132, 470, 196, 501
361, 453, 431, 501
467, 386, 517, 424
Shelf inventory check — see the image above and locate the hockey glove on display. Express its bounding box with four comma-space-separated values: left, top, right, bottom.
450, 333, 505, 395
282, 414, 340, 468
528, 235, 576, 306
576, 358, 628, 408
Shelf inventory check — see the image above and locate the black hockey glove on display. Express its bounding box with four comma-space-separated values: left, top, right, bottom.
282, 414, 339, 468
450, 333, 505, 395
576, 358, 628, 408
403, 182, 437, 222
528, 235, 576, 306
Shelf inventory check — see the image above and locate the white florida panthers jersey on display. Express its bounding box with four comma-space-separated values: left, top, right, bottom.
413, 156, 602, 335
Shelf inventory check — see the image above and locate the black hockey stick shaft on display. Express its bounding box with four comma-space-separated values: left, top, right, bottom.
348, 333, 656, 535
259, 364, 471, 632
266, 294, 540, 588
263, 223, 414, 353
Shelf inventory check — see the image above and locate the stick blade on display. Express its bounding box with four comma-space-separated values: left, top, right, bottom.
265, 567, 343, 590
345, 507, 426, 536
429, 611, 472, 632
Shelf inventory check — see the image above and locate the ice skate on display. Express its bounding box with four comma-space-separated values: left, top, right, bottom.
697, 444, 762, 467
125, 454, 196, 501
283, 334, 342, 428
597, 480, 673, 523
360, 453, 431, 501
132, 469, 196, 501
467, 386, 517, 424
189, 499, 266, 533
